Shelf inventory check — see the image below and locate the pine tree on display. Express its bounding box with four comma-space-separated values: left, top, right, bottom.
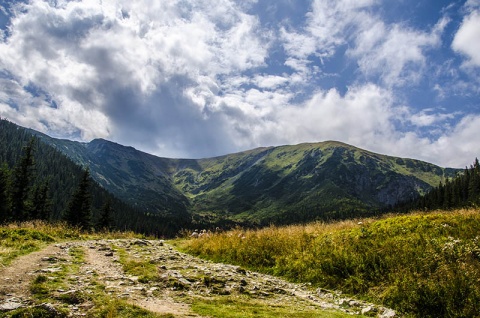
436, 181, 444, 209
0, 164, 9, 223
64, 169, 92, 230
97, 199, 114, 231
31, 182, 51, 221
468, 159, 480, 205
10, 138, 36, 221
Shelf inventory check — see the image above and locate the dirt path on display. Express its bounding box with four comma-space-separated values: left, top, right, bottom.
82, 240, 201, 317
0, 240, 397, 317
0, 243, 72, 311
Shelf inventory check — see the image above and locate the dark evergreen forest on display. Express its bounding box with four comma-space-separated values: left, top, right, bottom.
395, 158, 480, 212
0, 118, 185, 236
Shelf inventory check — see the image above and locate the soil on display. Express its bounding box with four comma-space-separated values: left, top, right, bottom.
0, 239, 397, 317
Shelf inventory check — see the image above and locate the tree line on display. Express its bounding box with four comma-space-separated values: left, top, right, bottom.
0, 137, 113, 230
394, 158, 480, 211
0, 118, 186, 236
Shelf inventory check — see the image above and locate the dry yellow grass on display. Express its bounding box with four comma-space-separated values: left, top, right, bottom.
181, 208, 480, 317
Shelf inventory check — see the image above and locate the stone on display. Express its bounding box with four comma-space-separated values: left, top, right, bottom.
41, 256, 59, 263
361, 305, 378, 315
0, 299, 23, 311
379, 308, 397, 318
38, 267, 62, 273
132, 240, 150, 246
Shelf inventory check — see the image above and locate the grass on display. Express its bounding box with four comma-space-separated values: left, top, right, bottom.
0, 221, 80, 266
116, 247, 161, 283
181, 208, 480, 317
190, 297, 349, 318
0, 220, 146, 267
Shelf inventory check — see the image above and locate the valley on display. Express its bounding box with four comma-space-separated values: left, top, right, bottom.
27, 122, 459, 228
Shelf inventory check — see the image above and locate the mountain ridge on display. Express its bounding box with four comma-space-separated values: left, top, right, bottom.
23, 124, 458, 226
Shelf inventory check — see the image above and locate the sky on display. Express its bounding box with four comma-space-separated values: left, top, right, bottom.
0, 0, 479, 168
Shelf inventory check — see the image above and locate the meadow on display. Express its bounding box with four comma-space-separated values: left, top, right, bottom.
181, 209, 480, 317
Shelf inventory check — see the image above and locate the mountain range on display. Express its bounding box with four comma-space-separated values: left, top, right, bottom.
24, 123, 458, 227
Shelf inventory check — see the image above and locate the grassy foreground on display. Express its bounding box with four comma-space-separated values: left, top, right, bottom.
0, 221, 141, 267
181, 209, 480, 317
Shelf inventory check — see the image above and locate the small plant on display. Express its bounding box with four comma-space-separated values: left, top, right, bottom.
116, 248, 160, 283
30, 274, 50, 297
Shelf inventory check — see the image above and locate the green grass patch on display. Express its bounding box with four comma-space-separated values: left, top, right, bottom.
181, 208, 480, 317
1, 304, 68, 318
190, 297, 350, 318
0, 221, 148, 267
0, 221, 84, 266
88, 299, 172, 318
116, 248, 160, 283
30, 247, 85, 304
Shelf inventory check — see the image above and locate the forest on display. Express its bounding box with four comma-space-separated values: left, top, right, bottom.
395, 158, 480, 212
0, 118, 184, 236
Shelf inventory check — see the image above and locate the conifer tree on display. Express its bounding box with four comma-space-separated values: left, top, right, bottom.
0, 164, 9, 223
64, 169, 92, 230
97, 199, 114, 231
31, 182, 51, 221
468, 158, 480, 204
10, 138, 36, 221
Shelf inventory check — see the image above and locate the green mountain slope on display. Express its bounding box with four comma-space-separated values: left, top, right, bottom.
175, 141, 458, 225
30, 133, 191, 222
25, 122, 458, 227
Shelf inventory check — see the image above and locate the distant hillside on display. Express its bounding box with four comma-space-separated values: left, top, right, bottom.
29, 133, 191, 222
174, 141, 458, 225
0, 119, 186, 236
21, 121, 459, 227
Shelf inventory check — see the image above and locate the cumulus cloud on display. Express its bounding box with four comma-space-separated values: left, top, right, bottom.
281, 0, 448, 87
0, 0, 271, 157
452, 9, 480, 68
408, 109, 457, 127
0, 0, 478, 167
349, 17, 448, 86
271, 84, 395, 146
396, 115, 480, 168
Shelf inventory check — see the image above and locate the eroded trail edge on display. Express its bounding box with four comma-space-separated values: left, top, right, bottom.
0, 239, 397, 317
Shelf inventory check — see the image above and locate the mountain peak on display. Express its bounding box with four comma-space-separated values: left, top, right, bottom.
2, 120, 459, 228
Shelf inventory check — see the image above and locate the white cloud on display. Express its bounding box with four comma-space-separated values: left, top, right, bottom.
253, 74, 289, 89
452, 10, 480, 68
0, 0, 478, 168
0, 0, 271, 157
0, 78, 110, 140
281, 0, 374, 60
281, 0, 447, 87
409, 110, 456, 127
265, 84, 396, 148
348, 16, 447, 87
404, 115, 480, 168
